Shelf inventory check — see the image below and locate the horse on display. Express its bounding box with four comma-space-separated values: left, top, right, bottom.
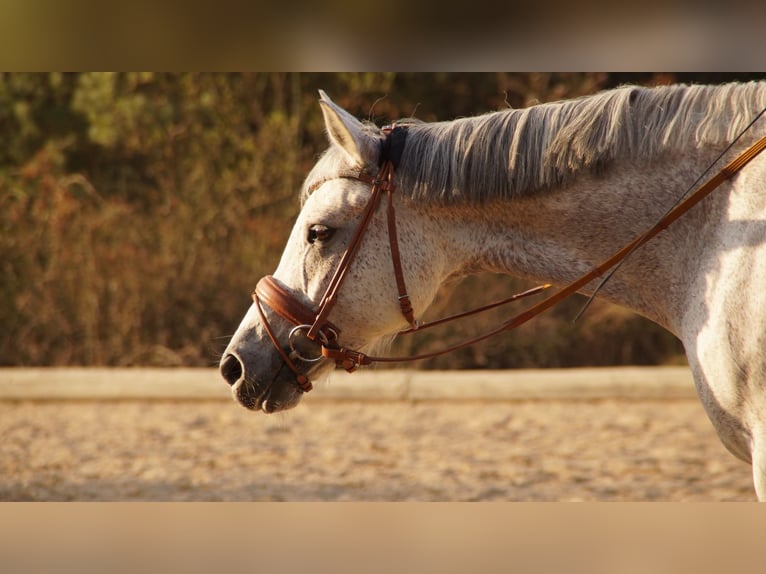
220, 82, 766, 499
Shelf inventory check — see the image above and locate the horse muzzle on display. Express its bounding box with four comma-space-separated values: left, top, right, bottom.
219, 307, 327, 413
220, 347, 309, 413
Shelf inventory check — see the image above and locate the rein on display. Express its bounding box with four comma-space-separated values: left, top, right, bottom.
254, 124, 766, 393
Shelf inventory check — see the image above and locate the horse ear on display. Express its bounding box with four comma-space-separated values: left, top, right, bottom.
318, 90, 379, 167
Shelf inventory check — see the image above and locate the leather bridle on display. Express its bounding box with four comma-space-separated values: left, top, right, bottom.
254, 125, 418, 392
253, 121, 766, 394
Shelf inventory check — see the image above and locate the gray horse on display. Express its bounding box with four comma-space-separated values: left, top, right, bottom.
221, 83, 766, 499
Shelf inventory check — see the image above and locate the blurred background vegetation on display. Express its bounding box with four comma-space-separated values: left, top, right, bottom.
2, 72, 765, 368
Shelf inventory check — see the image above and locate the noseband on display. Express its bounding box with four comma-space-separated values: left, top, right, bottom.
252, 120, 766, 394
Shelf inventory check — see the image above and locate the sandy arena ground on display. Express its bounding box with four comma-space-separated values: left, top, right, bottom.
0, 391, 757, 501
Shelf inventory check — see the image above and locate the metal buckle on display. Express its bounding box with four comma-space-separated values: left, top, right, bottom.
288, 324, 336, 363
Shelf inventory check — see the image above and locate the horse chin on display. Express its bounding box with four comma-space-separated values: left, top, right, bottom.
230, 359, 335, 414
232, 373, 303, 413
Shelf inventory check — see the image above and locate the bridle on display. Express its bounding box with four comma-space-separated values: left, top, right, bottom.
253, 121, 766, 394
254, 124, 426, 392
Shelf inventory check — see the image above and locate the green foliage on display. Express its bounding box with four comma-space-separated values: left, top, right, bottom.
4, 72, 755, 367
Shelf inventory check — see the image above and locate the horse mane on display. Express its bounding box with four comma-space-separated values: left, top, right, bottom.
400, 81, 766, 203
304, 82, 766, 205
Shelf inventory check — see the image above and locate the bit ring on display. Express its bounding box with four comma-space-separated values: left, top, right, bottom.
288, 324, 331, 363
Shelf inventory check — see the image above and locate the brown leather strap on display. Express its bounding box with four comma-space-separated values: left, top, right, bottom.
385, 174, 416, 328
255, 276, 329, 332
322, 346, 373, 373
307, 161, 395, 341
253, 291, 313, 393
306, 158, 418, 337
397, 283, 551, 334
306, 168, 372, 196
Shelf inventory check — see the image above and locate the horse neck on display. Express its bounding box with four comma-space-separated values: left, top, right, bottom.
423, 155, 714, 332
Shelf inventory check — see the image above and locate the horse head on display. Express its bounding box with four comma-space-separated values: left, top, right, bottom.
219, 92, 448, 412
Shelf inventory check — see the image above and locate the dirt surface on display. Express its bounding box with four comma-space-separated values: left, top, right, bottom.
0, 396, 756, 501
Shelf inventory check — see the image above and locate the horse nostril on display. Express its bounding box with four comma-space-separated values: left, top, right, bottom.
220, 353, 244, 386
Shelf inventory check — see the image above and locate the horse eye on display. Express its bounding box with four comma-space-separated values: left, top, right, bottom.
307, 224, 335, 244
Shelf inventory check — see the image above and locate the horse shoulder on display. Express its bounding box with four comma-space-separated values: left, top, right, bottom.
682, 164, 766, 466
